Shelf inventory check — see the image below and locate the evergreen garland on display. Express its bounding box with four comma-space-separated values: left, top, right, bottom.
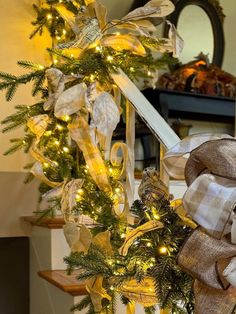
0, 0, 194, 313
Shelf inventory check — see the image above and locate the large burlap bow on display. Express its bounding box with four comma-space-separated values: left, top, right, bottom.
163, 134, 236, 313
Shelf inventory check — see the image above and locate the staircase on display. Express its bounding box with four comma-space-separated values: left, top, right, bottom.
24, 180, 186, 314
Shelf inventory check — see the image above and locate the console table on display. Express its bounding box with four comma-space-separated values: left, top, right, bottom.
142, 88, 235, 123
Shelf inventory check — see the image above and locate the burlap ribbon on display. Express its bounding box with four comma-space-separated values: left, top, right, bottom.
163, 134, 236, 313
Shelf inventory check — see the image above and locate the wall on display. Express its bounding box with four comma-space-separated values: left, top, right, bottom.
0, 0, 53, 172
221, 0, 236, 75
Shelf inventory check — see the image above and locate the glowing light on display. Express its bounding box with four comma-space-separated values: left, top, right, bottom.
86, 165, 89, 169
62, 29, 67, 35
63, 115, 70, 122
56, 36, 61, 40
53, 59, 58, 64
149, 263, 154, 267
43, 162, 49, 168
90, 74, 95, 81
146, 242, 152, 247
115, 187, 121, 193
110, 286, 114, 290
63, 147, 69, 153
116, 32, 120, 36
154, 214, 160, 220
109, 167, 113, 173
54, 140, 60, 145
47, 14, 52, 20
136, 260, 141, 265
77, 188, 84, 195
130, 67, 135, 72
107, 55, 113, 62
121, 233, 126, 239
44, 131, 52, 136
38, 65, 44, 70
22, 140, 26, 144
71, 72, 74, 75
53, 161, 59, 166
70, 54, 74, 57
159, 246, 168, 255
56, 124, 63, 130
76, 194, 82, 201
148, 71, 152, 76
95, 46, 102, 52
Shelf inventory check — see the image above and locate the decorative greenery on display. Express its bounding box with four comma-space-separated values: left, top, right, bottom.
0, 0, 194, 313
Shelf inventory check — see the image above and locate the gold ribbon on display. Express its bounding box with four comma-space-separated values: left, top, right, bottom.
68, 117, 111, 192
118, 277, 158, 307
119, 220, 164, 256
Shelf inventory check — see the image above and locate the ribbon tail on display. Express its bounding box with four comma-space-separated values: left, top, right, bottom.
194, 280, 236, 314
126, 100, 135, 208
126, 302, 135, 314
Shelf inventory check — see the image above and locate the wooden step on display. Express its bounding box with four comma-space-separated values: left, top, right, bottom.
23, 216, 65, 229
38, 270, 87, 296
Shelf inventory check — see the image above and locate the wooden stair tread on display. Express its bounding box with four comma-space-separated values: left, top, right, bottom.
23, 216, 65, 229
38, 270, 87, 296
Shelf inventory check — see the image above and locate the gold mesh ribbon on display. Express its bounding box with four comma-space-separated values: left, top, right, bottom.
68, 117, 111, 192
118, 277, 158, 307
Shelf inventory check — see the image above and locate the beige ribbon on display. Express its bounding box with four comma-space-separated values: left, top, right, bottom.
162, 133, 232, 180
60, 179, 84, 222
27, 114, 50, 138
68, 117, 111, 192
92, 91, 120, 159
125, 100, 135, 208
54, 83, 87, 119
163, 134, 236, 313
122, 0, 174, 20
101, 34, 146, 56
31, 162, 61, 187
43, 68, 65, 111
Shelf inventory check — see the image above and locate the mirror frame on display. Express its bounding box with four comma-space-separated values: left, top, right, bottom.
163, 0, 225, 67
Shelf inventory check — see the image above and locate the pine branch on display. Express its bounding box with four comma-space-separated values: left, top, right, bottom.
71, 296, 92, 312
0, 69, 45, 101
3, 138, 26, 155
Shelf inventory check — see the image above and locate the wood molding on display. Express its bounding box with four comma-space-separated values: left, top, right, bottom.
23, 216, 65, 229
38, 270, 87, 296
